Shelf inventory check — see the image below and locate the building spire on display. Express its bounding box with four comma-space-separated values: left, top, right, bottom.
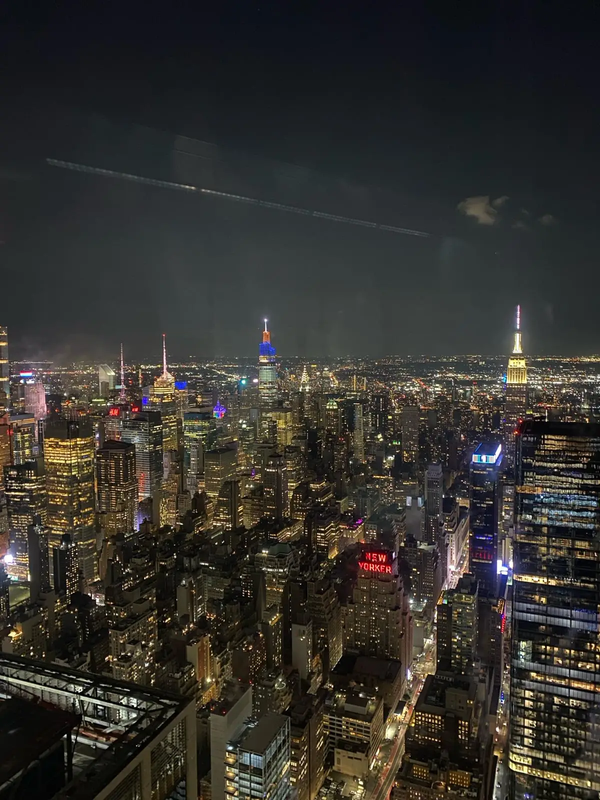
162, 333, 168, 376
512, 305, 523, 355
262, 318, 271, 344
119, 343, 126, 401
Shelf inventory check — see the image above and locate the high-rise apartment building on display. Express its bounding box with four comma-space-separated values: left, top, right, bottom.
352, 402, 365, 462
214, 478, 244, 530
324, 689, 384, 775
45, 417, 97, 584
401, 405, 419, 464
287, 692, 326, 800
424, 463, 443, 543
370, 392, 390, 435
210, 684, 253, 800
121, 410, 163, 501
509, 421, 600, 800
502, 305, 527, 472
27, 520, 50, 598
96, 440, 137, 536
0, 326, 9, 413
469, 441, 502, 593
263, 453, 289, 519
204, 445, 237, 500
307, 576, 343, 672
344, 548, 412, 676
225, 713, 291, 800
4, 458, 47, 581
436, 573, 478, 675
53, 533, 79, 600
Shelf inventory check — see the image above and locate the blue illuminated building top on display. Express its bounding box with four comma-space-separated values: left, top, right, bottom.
175, 381, 187, 391
213, 402, 227, 419
259, 341, 276, 358
472, 442, 502, 465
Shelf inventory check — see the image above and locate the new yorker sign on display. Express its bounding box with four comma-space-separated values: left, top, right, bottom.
358, 550, 393, 575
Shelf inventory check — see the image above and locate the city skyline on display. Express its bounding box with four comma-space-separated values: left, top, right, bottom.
5, 306, 591, 364
1, 5, 599, 800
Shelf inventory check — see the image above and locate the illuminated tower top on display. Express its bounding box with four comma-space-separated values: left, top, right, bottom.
507, 305, 527, 386
259, 319, 276, 359
155, 333, 175, 389
512, 304, 523, 355
151, 333, 175, 395
119, 343, 126, 402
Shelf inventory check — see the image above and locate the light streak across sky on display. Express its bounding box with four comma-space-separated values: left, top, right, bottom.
46, 158, 433, 239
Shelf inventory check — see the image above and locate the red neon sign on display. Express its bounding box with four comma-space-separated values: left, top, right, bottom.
131, 406, 141, 413
359, 550, 393, 574
108, 407, 120, 417
359, 561, 393, 574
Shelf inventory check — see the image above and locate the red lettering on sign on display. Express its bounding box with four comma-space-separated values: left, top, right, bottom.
108, 408, 120, 417
363, 550, 391, 566
358, 561, 393, 574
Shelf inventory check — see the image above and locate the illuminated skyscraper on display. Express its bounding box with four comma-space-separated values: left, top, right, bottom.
53, 532, 79, 601
424, 463, 443, 543
4, 459, 47, 581
204, 445, 237, 500
352, 402, 365, 461
147, 334, 179, 451
183, 407, 212, 493
401, 405, 419, 464
119, 342, 127, 402
0, 326, 9, 413
263, 453, 288, 520
436, 573, 478, 675
96, 440, 138, 536
121, 410, 163, 501
258, 319, 277, 409
98, 363, 116, 398
510, 421, 600, 800
502, 305, 527, 472
225, 713, 291, 800
45, 418, 97, 585
214, 478, 244, 530
344, 548, 413, 675
23, 379, 46, 422
370, 392, 390, 435
7, 413, 36, 464
469, 441, 502, 593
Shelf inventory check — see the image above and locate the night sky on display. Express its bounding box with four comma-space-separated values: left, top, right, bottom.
1, 2, 600, 360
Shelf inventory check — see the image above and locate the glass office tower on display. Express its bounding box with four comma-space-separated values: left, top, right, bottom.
470, 441, 503, 593
509, 420, 600, 799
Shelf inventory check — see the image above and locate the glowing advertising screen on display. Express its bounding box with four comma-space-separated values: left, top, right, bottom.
358, 549, 393, 574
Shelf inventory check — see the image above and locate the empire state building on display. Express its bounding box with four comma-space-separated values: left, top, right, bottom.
502, 305, 527, 471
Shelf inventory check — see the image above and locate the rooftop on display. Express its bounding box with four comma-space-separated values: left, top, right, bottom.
0, 653, 192, 800
238, 712, 288, 754
333, 654, 402, 682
